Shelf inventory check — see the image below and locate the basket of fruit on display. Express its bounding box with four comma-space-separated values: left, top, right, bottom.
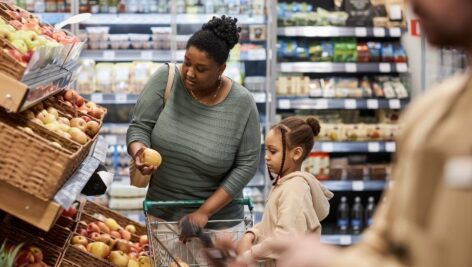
0, 107, 85, 201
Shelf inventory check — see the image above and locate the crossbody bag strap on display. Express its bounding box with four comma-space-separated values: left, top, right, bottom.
163, 63, 176, 104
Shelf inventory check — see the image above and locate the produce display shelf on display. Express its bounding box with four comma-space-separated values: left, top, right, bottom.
313, 141, 396, 153
278, 62, 408, 73
0, 137, 107, 231
278, 26, 403, 38
33, 12, 71, 24
277, 97, 408, 110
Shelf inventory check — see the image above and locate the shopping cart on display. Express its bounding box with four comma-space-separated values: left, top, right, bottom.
143, 198, 254, 267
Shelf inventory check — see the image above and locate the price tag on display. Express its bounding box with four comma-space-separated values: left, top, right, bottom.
115, 93, 127, 103
278, 99, 291, 109
379, 63, 391, 73
103, 50, 115, 60
389, 99, 401, 109
316, 99, 328, 109
345, 63, 357, 73
396, 63, 408, 72
105, 135, 118, 145
367, 99, 379, 109
355, 27, 367, 37
352, 181, 365, 191
386, 142, 396, 152
91, 93, 103, 103
92, 136, 108, 163
373, 27, 386, 37
140, 51, 153, 60
321, 142, 334, 152
344, 99, 357, 109
368, 142, 381, 152
340, 235, 352, 245
390, 28, 402, 37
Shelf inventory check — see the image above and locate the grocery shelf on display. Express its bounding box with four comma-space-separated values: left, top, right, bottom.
33, 12, 71, 24
81, 49, 266, 62
278, 26, 403, 38
278, 62, 408, 73
322, 180, 387, 191
277, 97, 408, 110
81, 50, 173, 62
81, 13, 264, 25
321, 234, 361, 245
83, 92, 267, 104
314, 141, 396, 153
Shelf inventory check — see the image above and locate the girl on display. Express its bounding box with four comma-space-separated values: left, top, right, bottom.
236, 116, 334, 266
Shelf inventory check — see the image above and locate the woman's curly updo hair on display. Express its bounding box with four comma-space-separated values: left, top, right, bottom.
186, 15, 241, 65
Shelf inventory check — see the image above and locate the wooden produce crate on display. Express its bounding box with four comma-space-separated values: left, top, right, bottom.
76, 213, 141, 243
0, 109, 84, 201
63, 245, 113, 267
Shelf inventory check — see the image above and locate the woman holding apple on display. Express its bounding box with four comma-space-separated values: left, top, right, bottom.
126, 16, 261, 232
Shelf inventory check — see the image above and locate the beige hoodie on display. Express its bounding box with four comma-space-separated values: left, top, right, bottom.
245, 171, 334, 264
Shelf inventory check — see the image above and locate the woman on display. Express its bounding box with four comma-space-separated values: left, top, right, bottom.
127, 15, 261, 231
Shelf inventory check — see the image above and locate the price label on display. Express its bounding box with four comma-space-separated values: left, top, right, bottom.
92, 136, 108, 163
91, 93, 103, 103
140, 51, 153, 60
368, 142, 381, 152
355, 27, 367, 37
345, 63, 357, 73
352, 181, 365, 191
389, 99, 401, 109
340, 235, 352, 245
390, 28, 402, 37
367, 99, 379, 109
316, 99, 328, 109
386, 142, 396, 152
379, 63, 392, 73
373, 27, 386, 37
115, 93, 127, 103
345, 99, 357, 109
321, 142, 334, 152
278, 99, 291, 109
396, 63, 408, 72
103, 50, 115, 60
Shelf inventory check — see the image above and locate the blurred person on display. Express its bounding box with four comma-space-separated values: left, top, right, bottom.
235, 117, 333, 266
208, 0, 472, 266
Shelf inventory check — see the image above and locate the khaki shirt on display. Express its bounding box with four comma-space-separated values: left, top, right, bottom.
331, 73, 472, 267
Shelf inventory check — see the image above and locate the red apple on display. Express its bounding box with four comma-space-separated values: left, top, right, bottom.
75, 95, 84, 107
97, 221, 110, 234
28, 246, 43, 263
118, 229, 131, 241
114, 239, 130, 254
15, 250, 35, 266
90, 232, 101, 241
87, 222, 100, 233
95, 233, 111, 244
81, 115, 91, 123
87, 108, 103, 119
64, 90, 75, 102
71, 235, 88, 246
78, 228, 88, 237
110, 230, 121, 239
62, 206, 77, 218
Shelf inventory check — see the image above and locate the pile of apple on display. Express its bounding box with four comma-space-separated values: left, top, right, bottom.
14, 245, 46, 267
59, 89, 105, 120
0, 9, 79, 64
71, 218, 150, 267
23, 103, 100, 145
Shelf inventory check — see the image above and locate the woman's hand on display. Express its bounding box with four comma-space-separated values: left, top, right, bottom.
179, 209, 210, 243
131, 145, 157, 175
236, 233, 255, 255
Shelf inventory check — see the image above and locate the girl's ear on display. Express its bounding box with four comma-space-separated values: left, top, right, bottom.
292, 146, 304, 162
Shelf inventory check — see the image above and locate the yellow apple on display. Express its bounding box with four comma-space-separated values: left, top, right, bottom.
109, 250, 130, 267
141, 148, 162, 167
47, 107, 59, 119
104, 218, 121, 231
69, 127, 88, 145
70, 117, 87, 132
85, 120, 100, 137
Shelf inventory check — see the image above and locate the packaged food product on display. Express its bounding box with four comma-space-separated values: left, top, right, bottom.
131, 61, 153, 93
372, 81, 385, 97
381, 42, 395, 62
382, 81, 396, 98
348, 165, 369, 180
77, 60, 96, 94
367, 42, 382, 62
302, 152, 330, 180
320, 41, 334, 61
86, 26, 110, 42
321, 124, 344, 141
393, 43, 407, 62
114, 63, 132, 93
128, 34, 151, 50
344, 124, 368, 141
357, 42, 370, 62
109, 34, 130, 50
360, 77, 373, 97
322, 78, 336, 98
366, 124, 384, 140
176, 35, 188, 50
329, 157, 348, 180
370, 164, 389, 180
333, 38, 357, 62
392, 78, 408, 98
95, 63, 115, 92
309, 79, 323, 97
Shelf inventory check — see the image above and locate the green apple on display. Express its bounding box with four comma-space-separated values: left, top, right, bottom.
0, 24, 15, 33
10, 39, 27, 54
